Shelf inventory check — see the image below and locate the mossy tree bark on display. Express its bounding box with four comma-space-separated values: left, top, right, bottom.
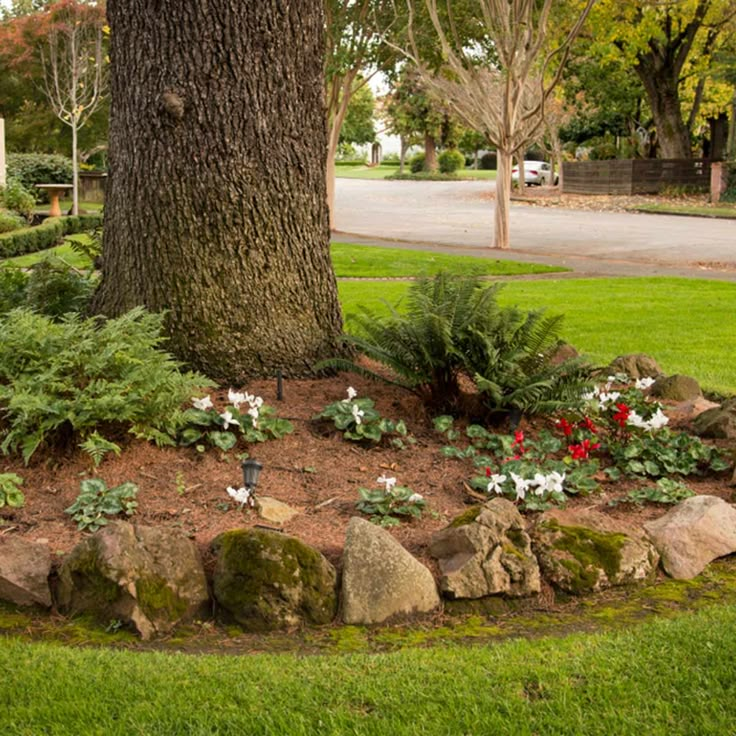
92, 0, 344, 382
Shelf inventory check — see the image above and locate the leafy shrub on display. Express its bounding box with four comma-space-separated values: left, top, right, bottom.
0, 179, 36, 221
439, 149, 465, 174
24, 257, 95, 318
381, 153, 401, 166
409, 152, 426, 173
313, 388, 409, 446
0, 472, 25, 509
357, 475, 425, 527
319, 273, 591, 420
7, 153, 74, 203
0, 267, 28, 314
65, 479, 138, 532
0, 212, 25, 234
480, 152, 497, 170
0, 307, 213, 463
612, 478, 695, 507
0, 214, 102, 259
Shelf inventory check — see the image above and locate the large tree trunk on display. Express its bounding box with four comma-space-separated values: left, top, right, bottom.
93, 0, 343, 382
494, 149, 512, 249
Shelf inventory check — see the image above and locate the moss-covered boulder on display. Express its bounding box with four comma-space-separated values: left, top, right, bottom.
430, 498, 540, 600
693, 398, 736, 440
56, 522, 209, 640
651, 374, 702, 401
532, 510, 659, 595
211, 528, 336, 631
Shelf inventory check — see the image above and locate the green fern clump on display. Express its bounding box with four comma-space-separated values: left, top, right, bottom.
319, 273, 591, 420
0, 307, 213, 463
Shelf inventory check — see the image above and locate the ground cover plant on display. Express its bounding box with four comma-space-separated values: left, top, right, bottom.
338, 277, 736, 395
2, 603, 736, 735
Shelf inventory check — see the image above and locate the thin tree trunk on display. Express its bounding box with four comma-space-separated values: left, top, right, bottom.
515, 150, 526, 198
727, 89, 736, 161
71, 120, 79, 215
93, 0, 343, 381
399, 136, 408, 173
326, 73, 353, 230
424, 134, 438, 171
494, 149, 511, 249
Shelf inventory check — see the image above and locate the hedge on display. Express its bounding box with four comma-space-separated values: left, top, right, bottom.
7, 154, 74, 203
0, 214, 102, 259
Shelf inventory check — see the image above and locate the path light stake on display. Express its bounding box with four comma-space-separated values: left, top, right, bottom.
276, 369, 283, 401
241, 458, 263, 496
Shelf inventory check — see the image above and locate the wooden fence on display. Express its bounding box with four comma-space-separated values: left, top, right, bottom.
562, 159, 711, 195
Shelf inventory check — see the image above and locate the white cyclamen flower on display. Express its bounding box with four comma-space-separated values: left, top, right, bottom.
581, 386, 600, 401
531, 473, 548, 496
407, 493, 424, 504
247, 406, 260, 428
597, 391, 621, 410
377, 475, 397, 493
351, 403, 365, 425
220, 410, 240, 430
510, 472, 532, 501
486, 473, 507, 495
648, 408, 669, 430
540, 471, 566, 495
342, 386, 358, 402
227, 389, 246, 409
635, 377, 656, 390
227, 486, 252, 507
192, 395, 214, 411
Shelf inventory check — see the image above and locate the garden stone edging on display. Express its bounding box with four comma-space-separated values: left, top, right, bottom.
430, 498, 540, 600
211, 528, 337, 632
607, 353, 662, 379
692, 398, 736, 440
644, 495, 736, 579
0, 537, 52, 609
56, 521, 209, 640
532, 510, 659, 594
341, 517, 440, 624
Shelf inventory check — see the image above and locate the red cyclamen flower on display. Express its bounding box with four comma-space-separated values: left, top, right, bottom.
612, 403, 630, 428
485, 467, 492, 478
568, 438, 601, 460
557, 418, 574, 437
579, 416, 597, 434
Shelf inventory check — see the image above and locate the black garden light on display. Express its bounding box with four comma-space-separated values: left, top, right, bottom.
241, 458, 263, 492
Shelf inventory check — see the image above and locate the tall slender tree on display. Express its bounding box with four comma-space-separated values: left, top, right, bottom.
92, 0, 344, 382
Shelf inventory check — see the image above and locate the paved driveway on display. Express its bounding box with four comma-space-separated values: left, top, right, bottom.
334, 179, 736, 280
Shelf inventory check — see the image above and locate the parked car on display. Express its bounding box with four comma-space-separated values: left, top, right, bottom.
511, 160, 558, 186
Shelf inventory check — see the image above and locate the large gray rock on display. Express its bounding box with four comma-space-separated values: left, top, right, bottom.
608, 354, 662, 380
644, 495, 736, 579
430, 499, 540, 599
342, 517, 440, 624
0, 537, 52, 608
651, 374, 702, 401
211, 528, 336, 631
692, 398, 736, 440
57, 522, 209, 640
532, 510, 659, 594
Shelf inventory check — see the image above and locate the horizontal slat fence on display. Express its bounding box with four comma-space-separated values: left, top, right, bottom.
562, 159, 711, 195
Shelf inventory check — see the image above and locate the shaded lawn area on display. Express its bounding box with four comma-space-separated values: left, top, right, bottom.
2, 241, 92, 270
338, 277, 736, 395
2, 605, 735, 735
331, 242, 565, 278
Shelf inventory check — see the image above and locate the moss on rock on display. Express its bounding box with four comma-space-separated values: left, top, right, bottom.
211, 529, 337, 632
449, 507, 481, 528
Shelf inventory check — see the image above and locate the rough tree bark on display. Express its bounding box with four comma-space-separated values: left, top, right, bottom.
93, 0, 344, 382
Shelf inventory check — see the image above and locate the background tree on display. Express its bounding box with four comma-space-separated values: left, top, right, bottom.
338, 82, 376, 154
92, 0, 343, 381
588, 0, 735, 159
403, 0, 595, 249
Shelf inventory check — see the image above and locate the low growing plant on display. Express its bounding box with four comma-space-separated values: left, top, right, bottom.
180, 389, 293, 452
314, 387, 409, 446
356, 474, 425, 527
65, 478, 138, 532
611, 478, 695, 507
0, 307, 213, 463
0, 472, 25, 509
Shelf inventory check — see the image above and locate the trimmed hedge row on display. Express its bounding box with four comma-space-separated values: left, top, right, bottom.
0, 214, 103, 259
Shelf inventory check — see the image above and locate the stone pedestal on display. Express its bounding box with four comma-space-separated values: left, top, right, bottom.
710, 162, 726, 203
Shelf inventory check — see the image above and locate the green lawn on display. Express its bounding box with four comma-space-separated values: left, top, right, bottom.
336, 165, 497, 181
2, 604, 735, 735
632, 203, 736, 219
3, 241, 92, 269
331, 242, 565, 278
338, 277, 736, 395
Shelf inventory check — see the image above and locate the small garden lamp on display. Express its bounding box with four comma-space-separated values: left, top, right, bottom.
241, 458, 263, 492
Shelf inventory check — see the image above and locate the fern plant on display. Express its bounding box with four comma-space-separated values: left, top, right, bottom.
317, 273, 591, 420
0, 307, 213, 463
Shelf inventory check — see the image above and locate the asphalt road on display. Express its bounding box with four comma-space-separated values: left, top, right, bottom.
333, 179, 736, 280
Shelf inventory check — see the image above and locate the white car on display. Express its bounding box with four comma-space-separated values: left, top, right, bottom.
511, 160, 558, 186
